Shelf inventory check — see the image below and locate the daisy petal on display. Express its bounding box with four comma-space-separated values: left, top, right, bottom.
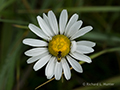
76, 45, 94, 54
54, 61, 62, 80
70, 26, 93, 40
45, 57, 56, 79
70, 52, 92, 63
43, 13, 49, 24
27, 52, 49, 64
59, 9, 68, 34
77, 40, 96, 47
28, 24, 49, 40
24, 48, 48, 56
33, 54, 51, 71
37, 16, 53, 37
66, 55, 83, 73
67, 20, 83, 37
48, 11, 58, 35
71, 41, 77, 53
23, 38, 48, 47
65, 14, 78, 35
61, 58, 71, 80
43, 13, 54, 34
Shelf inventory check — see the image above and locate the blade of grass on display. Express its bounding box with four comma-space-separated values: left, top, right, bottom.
90, 47, 120, 59
6, 31, 23, 90
66, 6, 120, 12
0, 0, 16, 12
0, 23, 13, 65
81, 31, 120, 46
0, 19, 28, 24
13, 24, 28, 29
18, 6, 120, 14
41, 0, 52, 9
79, 47, 120, 65
0, 30, 24, 90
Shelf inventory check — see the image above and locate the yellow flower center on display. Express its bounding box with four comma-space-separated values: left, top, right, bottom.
48, 35, 70, 61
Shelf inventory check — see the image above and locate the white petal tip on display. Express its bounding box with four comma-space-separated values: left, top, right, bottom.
27, 60, 33, 64
85, 58, 92, 63
33, 65, 38, 71
43, 13, 45, 16
37, 16, 42, 21
24, 52, 27, 56
33, 67, 38, 71
55, 78, 60, 80
49, 10, 53, 12
74, 13, 78, 16
88, 58, 92, 63
22, 39, 29, 45
22, 39, 25, 44
47, 76, 52, 79
77, 69, 83, 73
24, 51, 31, 56
37, 15, 40, 18
48, 10, 53, 14
66, 77, 71, 80
62, 9, 67, 12
28, 23, 31, 26
28, 23, 33, 28
78, 68, 83, 73
88, 61, 92, 63
80, 70, 83, 73
93, 43, 96, 47
26, 60, 30, 64
89, 26, 93, 30
90, 49, 94, 53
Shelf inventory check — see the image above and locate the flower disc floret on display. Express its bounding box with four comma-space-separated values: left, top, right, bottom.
48, 35, 70, 57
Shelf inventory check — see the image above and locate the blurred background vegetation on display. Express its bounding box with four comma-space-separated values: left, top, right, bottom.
0, 0, 120, 90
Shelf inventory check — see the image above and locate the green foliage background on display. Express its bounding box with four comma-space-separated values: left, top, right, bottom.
0, 0, 120, 90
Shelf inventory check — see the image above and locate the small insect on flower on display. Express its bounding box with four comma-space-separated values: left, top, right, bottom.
23, 9, 96, 80
57, 51, 62, 62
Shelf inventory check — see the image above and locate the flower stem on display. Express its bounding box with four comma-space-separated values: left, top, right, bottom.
35, 77, 55, 90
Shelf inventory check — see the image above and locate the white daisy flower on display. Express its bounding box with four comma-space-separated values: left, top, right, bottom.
23, 9, 96, 80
